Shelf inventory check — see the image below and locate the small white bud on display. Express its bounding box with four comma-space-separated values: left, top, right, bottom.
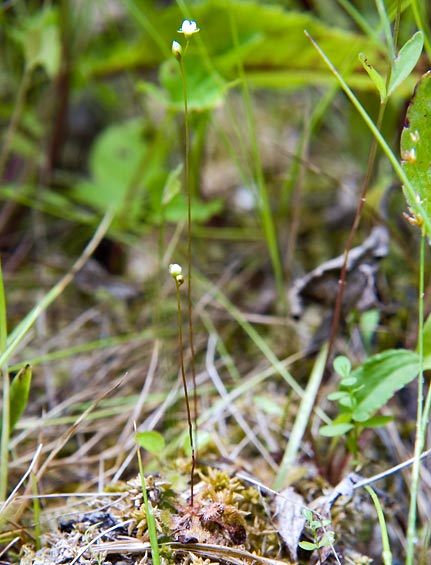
178, 19, 200, 38
172, 40, 182, 59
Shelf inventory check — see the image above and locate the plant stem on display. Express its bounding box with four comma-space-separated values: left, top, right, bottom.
406, 228, 426, 564
326, 100, 386, 362
0, 261, 9, 502
179, 50, 198, 473
174, 280, 195, 507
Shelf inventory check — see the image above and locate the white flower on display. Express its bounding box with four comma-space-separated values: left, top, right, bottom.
178, 19, 200, 38
172, 40, 182, 59
169, 263, 184, 286
169, 263, 183, 278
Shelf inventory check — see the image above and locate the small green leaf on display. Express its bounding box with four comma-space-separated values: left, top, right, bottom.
358, 415, 393, 428
299, 540, 318, 551
340, 376, 357, 387
339, 396, 354, 409
327, 391, 349, 401
302, 508, 313, 522
388, 31, 424, 96
318, 531, 335, 547
333, 355, 351, 379
320, 422, 354, 437
136, 430, 165, 454
352, 349, 419, 421
10, 365, 32, 433
358, 53, 386, 102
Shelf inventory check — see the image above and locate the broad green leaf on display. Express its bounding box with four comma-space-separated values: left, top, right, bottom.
333, 355, 351, 379
9, 365, 32, 433
351, 349, 419, 422
73, 119, 148, 215
400, 71, 431, 235
388, 31, 424, 96
320, 422, 354, 437
136, 430, 165, 454
358, 53, 386, 102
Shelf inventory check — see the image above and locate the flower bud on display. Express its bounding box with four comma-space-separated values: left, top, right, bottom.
172, 40, 182, 59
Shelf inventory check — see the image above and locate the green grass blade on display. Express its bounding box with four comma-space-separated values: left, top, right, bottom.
274, 344, 327, 489
8, 365, 32, 433
136, 438, 161, 565
365, 485, 392, 565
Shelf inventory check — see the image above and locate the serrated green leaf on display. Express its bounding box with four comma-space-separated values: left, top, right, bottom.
320, 422, 355, 437
136, 430, 165, 454
351, 349, 419, 421
400, 71, 431, 236
388, 31, 424, 96
333, 355, 351, 378
9, 365, 32, 433
359, 53, 386, 102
